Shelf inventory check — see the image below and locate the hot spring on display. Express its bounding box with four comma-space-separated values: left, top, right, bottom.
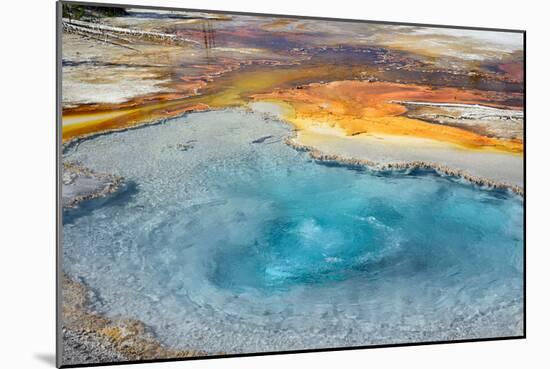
62, 109, 524, 353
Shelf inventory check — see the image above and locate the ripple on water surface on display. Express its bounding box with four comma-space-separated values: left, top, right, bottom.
63, 109, 524, 353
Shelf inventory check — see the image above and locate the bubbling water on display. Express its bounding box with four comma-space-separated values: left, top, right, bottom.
63, 109, 524, 353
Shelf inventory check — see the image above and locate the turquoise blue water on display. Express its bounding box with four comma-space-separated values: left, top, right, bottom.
63, 109, 524, 353
211, 164, 522, 293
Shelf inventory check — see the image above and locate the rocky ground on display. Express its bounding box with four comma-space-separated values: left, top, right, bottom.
62, 327, 127, 366
60, 274, 205, 366
62, 161, 123, 208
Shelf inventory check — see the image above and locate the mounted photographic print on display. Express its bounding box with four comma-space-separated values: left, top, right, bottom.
57, 1, 525, 367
